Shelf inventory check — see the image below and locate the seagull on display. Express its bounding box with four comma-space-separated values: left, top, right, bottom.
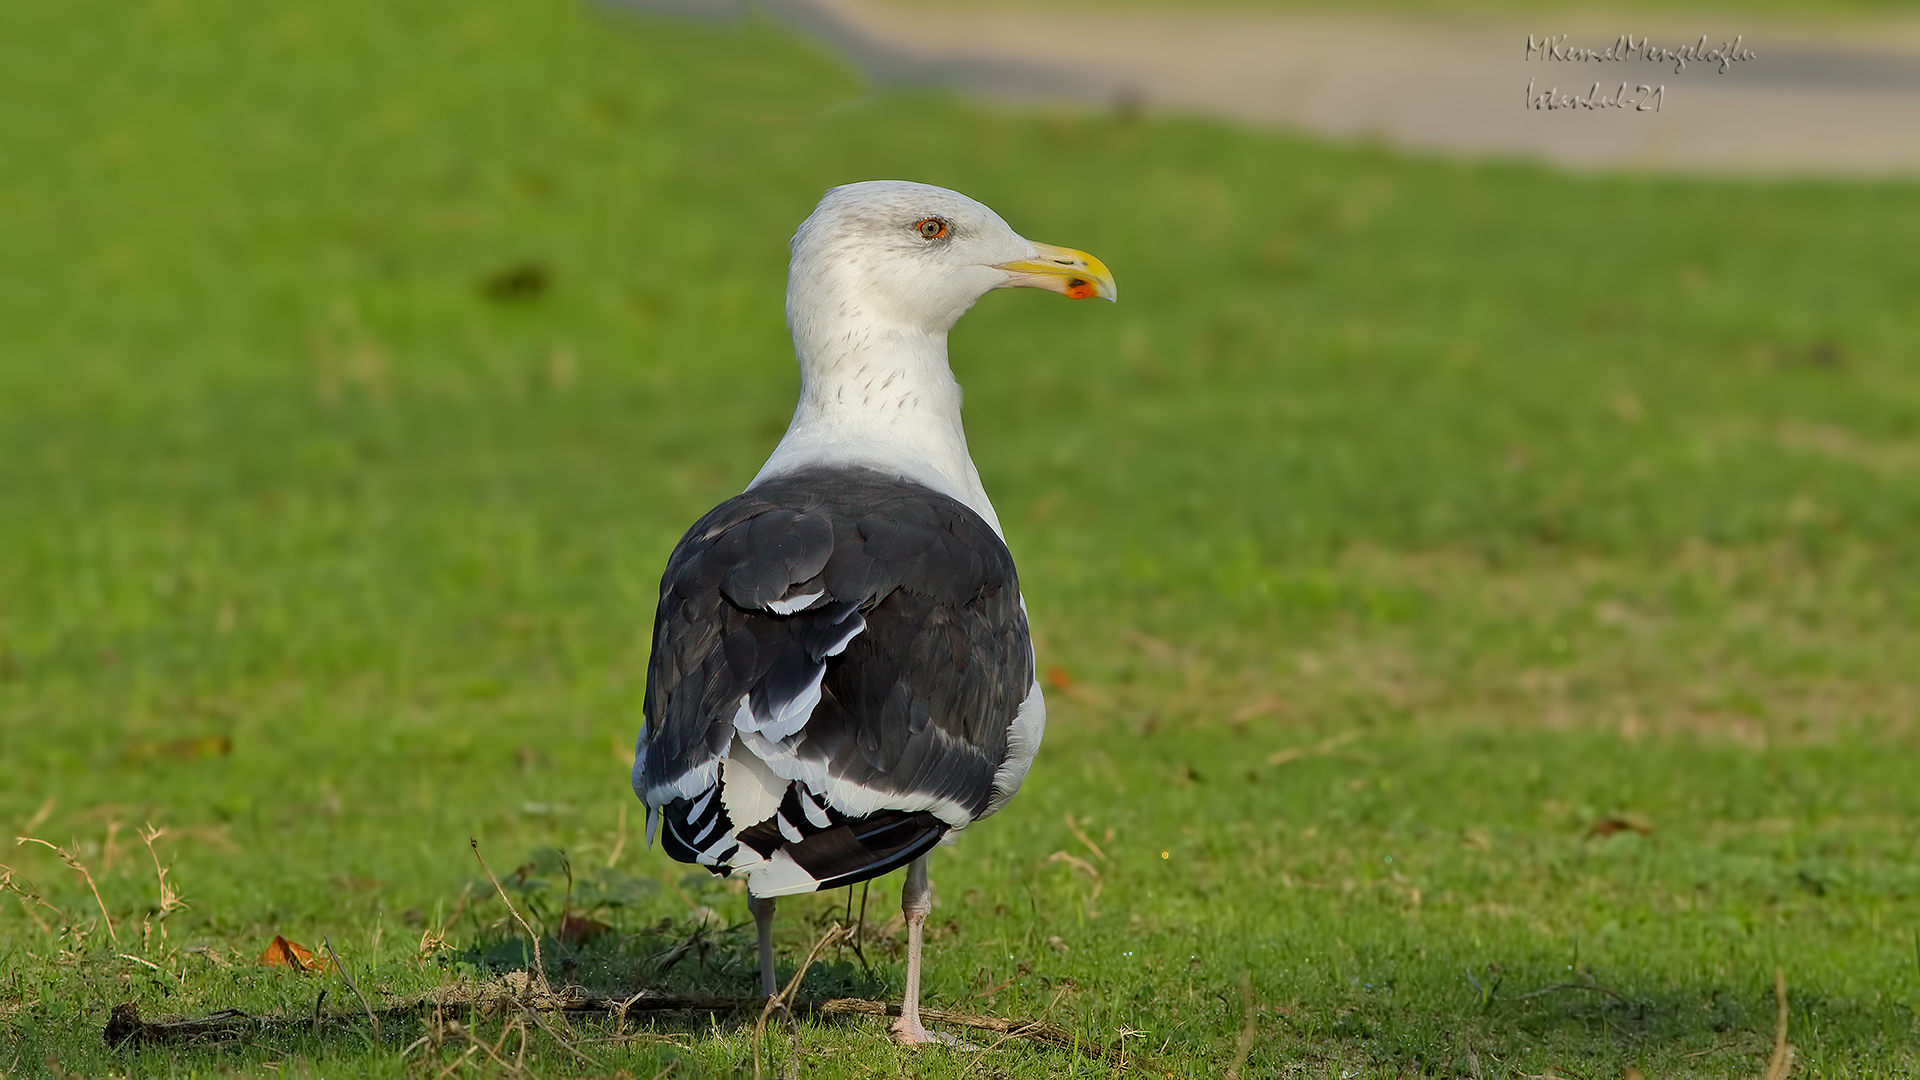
632, 180, 1114, 1045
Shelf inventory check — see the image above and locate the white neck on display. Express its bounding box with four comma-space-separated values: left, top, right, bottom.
749, 320, 1004, 537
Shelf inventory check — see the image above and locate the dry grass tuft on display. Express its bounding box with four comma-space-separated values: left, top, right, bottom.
0, 861, 69, 934
15, 836, 116, 944
139, 823, 187, 930
753, 922, 847, 1080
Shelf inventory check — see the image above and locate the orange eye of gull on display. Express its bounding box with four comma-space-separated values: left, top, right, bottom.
915, 218, 947, 240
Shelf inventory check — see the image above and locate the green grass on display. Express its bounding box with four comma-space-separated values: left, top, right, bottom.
3, 1, 1919, 1076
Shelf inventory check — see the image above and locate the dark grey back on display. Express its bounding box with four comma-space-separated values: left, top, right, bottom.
642, 467, 1032, 822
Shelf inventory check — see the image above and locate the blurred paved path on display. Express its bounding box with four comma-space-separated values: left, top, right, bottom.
639, 0, 1920, 176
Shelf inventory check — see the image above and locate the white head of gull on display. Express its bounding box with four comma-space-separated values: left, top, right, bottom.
755, 180, 1116, 537
634, 180, 1113, 1046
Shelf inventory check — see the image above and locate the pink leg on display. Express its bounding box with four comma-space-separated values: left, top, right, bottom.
890, 857, 941, 1046
749, 894, 777, 998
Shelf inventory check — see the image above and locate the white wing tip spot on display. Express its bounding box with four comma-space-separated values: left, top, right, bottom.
767, 590, 825, 615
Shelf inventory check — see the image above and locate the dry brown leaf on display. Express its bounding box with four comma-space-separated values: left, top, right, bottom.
258, 935, 331, 972
1587, 813, 1653, 839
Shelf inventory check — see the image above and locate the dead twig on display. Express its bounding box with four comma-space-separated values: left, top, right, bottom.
959, 976, 1018, 1004
1764, 967, 1794, 1080
1266, 730, 1361, 767
816, 999, 1128, 1063
1064, 814, 1107, 861
117, 953, 165, 975
104, 983, 1126, 1064
102, 819, 124, 875
0, 862, 68, 934
611, 988, 653, 1036
607, 802, 629, 869
1046, 851, 1104, 910
105, 1003, 254, 1049
322, 936, 380, 1040
20, 796, 56, 836
471, 837, 548, 994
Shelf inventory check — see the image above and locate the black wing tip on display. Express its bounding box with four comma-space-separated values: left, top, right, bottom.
813, 819, 947, 891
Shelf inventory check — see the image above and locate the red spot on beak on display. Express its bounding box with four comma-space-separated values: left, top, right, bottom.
1063, 278, 1096, 299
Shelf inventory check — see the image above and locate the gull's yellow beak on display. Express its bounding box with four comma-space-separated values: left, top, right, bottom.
993, 242, 1117, 302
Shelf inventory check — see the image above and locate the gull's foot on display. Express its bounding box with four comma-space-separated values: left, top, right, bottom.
889, 1017, 981, 1050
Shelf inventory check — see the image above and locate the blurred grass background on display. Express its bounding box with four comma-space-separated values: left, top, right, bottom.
880, 0, 1920, 13
2, 0, 1918, 1076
